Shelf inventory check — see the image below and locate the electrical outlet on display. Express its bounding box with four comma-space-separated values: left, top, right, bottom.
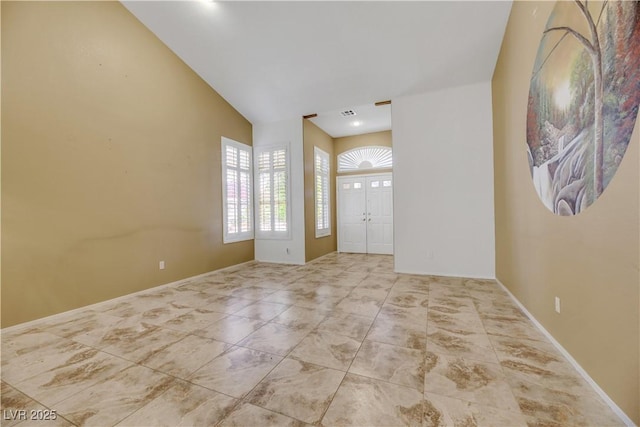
554, 296, 561, 314
159, 261, 165, 270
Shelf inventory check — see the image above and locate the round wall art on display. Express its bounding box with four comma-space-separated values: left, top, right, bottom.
527, 1, 640, 215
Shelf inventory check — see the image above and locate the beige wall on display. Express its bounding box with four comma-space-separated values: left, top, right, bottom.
303, 120, 337, 262
492, 2, 639, 423
334, 130, 392, 176
1, 1, 254, 327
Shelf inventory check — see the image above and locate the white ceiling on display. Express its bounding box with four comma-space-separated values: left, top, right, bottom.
309, 103, 391, 138
123, 1, 512, 136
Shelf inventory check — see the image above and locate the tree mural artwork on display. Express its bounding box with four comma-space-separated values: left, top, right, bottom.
527, 0, 640, 215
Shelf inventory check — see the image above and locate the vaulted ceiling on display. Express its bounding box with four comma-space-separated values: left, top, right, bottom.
123, 1, 512, 135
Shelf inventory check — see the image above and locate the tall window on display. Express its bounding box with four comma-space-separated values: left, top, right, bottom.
221, 137, 253, 243
255, 144, 290, 239
315, 147, 331, 237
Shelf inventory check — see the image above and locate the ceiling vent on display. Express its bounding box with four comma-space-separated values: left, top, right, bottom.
340, 109, 357, 117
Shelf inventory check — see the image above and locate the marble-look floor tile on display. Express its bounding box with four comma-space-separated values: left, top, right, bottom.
96, 297, 171, 318
427, 310, 486, 334
377, 305, 426, 327
101, 325, 186, 363
334, 296, 382, 318
289, 331, 360, 371
199, 295, 255, 314
0, 254, 623, 427
115, 380, 238, 427
315, 312, 374, 340
423, 392, 527, 427
481, 315, 546, 342
504, 372, 623, 426
262, 290, 298, 305
247, 358, 344, 424
392, 279, 430, 296
426, 275, 465, 289
321, 373, 424, 427
192, 315, 265, 344
250, 278, 291, 290
233, 301, 291, 321
3, 338, 101, 384
350, 340, 425, 391
29, 310, 122, 341
516, 392, 624, 427
189, 346, 281, 398
473, 297, 528, 320
426, 325, 498, 364
13, 350, 131, 407
228, 285, 278, 301
423, 352, 520, 413
55, 364, 175, 426
348, 287, 389, 301
271, 306, 330, 330
198, 282, 245, 297
366, 316, 426, 350
429, 295, 477, 314
1, 382, 74, 427
239, 322, 311, 356
140, 334, 230, 378
68, 316, 161, 349
286, 283, 352, 299
160, 308, 228, 332
382, 289, 429, 320
355, 275, 397, 291
136, 303, 194, 326
386, 291, 429, 313
1, 331, 62, 363
489, 335, 580, 386
218, 402, 307, 427
291, 294, 343, 311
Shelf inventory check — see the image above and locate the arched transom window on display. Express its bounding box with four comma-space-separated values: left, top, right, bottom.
337, 146, 392, 172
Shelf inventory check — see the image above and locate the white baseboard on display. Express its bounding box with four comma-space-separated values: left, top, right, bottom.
495, 278, 637, 427
0, 260, 255, 335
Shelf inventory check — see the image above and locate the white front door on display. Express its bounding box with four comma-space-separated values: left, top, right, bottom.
337, 173, 393, 255
366, 175, 394, 254
337, 177, 367, 253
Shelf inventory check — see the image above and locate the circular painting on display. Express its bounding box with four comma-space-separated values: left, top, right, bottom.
527, 1, 640, 215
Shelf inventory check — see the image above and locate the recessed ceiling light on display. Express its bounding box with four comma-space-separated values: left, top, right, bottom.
352, 121, 362, 127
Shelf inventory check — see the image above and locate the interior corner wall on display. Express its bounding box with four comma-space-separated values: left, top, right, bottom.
1, 1, 254, 327
392, 81, 496, 279
253, 118, 306, 265
303, 120, 337, 262
492, 2, 639, 423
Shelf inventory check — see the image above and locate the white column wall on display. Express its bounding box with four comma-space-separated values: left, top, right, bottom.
392, 81, 495, 278
253, 118, 306, 264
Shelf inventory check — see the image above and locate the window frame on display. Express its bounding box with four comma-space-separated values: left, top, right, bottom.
254, 143, 292, 240
221, 137, 254, 244
314, 146, 331, 238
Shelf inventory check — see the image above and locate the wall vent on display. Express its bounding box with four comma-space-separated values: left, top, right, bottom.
340, 110, 357, 117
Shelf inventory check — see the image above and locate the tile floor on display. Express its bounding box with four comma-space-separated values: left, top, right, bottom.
0, 253, 624, 426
